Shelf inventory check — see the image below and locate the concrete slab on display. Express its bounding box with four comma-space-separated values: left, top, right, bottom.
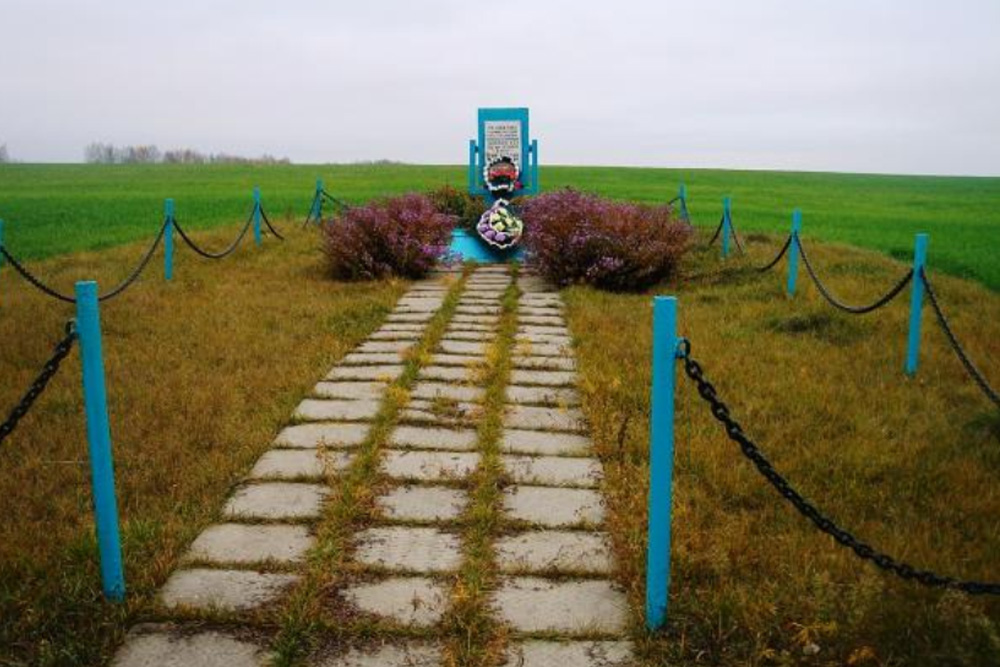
312, 381, 386, 401
512, 343, 571, 358
455, 305, 501, 315
496, 531, 612, 574
509, 369, 577, 387
389, 425, 478, 451
186, 523, 314, 565
378, 485, 467, 522
377, 323, 426, 332
519, 306, 563, 317
343, 352, 404, 365
316, 643, 442, 667
249, 449, 353, 480
503, 641, 635, 667
438, 340, 487, 356
382, 450, 480, 481
343, 577, 448, 627
502, 429, 592, 456
428, 355, 484, 369
356, 341, 414, 354
419, 365, 475, 382
355, 526, 462, 572
451, 314, 499, 325
506, 405, 586, 433
224, 483, 328, 520
492, 577, 628, 634
503, 486, 604, 527
501, 454, 601, 488
400, 400, 480, 426
516, 333, 572, 345
513, 356, 577, 371
411, 382, 484, 403
442, 330, 494, 342
293, 399, 382, 422
386, 313, 434, 323
444, 322, 495, 332
519, 315, 565, 326
505, 385, 580, 406
274, 422, 370, 449
327, 365, 404, 382
160, 568, 298, 611
518, 325, 570, 336
111, 630, 268, 667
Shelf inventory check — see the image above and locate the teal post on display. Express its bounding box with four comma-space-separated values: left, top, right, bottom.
722, 197, 732, 259
253, 187, 262, 246
787, 209, 802, 297
75, 281, 125, 601
313, 179, 323, 223
468, 140, 477, 192
530, 139, 539, 194
646, 295, 679, 629
164, 199, 174, 282
678, 184, 690, 222
905, 234, 929, 376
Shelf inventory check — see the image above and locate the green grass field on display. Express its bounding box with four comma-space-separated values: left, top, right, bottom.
1, 163, 998, 289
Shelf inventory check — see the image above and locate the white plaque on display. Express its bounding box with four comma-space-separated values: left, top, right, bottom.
484, 120, 523, 171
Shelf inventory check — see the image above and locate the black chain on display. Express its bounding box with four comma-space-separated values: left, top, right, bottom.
0, 246, 77, 302
0, 322, 78, 448
729, 217, 746, 255
706, 215, 724, 246
795, 234, 913, 314
172, 209, 253, 260
921, 269, 999, 409
755, 234, 793, 273
301, 192, 321, 227
320, 190, 350, 210
96, 219, 168, 301
679, 340, 1000, 595
258, 206, 285, 241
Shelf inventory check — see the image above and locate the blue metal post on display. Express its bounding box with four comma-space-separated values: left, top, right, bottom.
646, 295, 679, 630
253, 187, 262, 246
905, 234, 929, 376
313, 179, 323, 223
164, 199, 174, 282
530, 139, 539, 194
678, 184, 690, 222
75, 281, 125, 601
468, 140, 477, 193
787, 209, 802, 297
722, 197, 732, 259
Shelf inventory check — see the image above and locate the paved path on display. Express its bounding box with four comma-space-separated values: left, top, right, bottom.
111, 266, 635, 666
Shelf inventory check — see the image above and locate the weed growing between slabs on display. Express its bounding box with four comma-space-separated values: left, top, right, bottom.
564, 234, 1000, 666
0, 229, 408, 667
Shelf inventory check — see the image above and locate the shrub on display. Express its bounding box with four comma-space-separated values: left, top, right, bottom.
521, 189, 692, 291
321, 193, 455, 280
427, 184, 487, 230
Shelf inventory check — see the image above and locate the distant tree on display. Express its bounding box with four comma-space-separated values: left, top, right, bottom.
0, 143, 9, 163
85, 142, 117, 164
84, 142, 291, 165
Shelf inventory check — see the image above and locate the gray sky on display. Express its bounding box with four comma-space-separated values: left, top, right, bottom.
2, 0, 999, 175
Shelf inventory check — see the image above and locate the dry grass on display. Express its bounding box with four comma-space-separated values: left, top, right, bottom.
0, 224, 407, 667
565, 234, 1000, 666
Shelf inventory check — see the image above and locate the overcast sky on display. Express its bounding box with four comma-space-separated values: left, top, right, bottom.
2, 0, 999, 175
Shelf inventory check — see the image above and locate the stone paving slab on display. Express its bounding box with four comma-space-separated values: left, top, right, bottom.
518, 325, 570, 336
411, 381, 484, 403
378, 485, 467, 522
506, 405, 586, 432
496, 531, 612, 574
400, 400, 480, 426
356, 341, 414, 354
492, 577, 628, 634
389, 425, 478, 451
455, 305, 501, 315
377, 323, 427, 332
249, 449, 353, 480
111, 629, 269, 667
428, 354, 484, 368
503, 641, 635, 667
438, 340, 487, 355
342, 352, 404, 365
312, 381, 386, 401
519, 315, 565, 326
510, 369, 577, 387
451, 314, 499, 325
517, 333, 572, 345
343, 577, 448, 627
274, 422, 370, 449
160, 568, 298, 611
381, 450, 480, 481
445, 322, 495, 332
442, 330, 494, 342
367, 330, 423, 341
519, 306, 563, 317
419, 365, 475, 381
385, 313, 434, 323
502, 429, 591, 456
186, 523, 314, 564
501, 454, 601, 488
327, 365, 404, 382
355, 526, 462, 572
512, 343, 571, 357
316, 643, 442, 667
513, 356, 577, 371
224, 483, 328, 520
505, 385, 580, 406
503, 486, 604, 527
294, 399, 382, 422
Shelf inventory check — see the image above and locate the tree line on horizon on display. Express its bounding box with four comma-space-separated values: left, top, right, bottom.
83, 142, 291, 165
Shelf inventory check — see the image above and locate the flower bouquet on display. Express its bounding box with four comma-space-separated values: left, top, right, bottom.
476, 199, 524, 250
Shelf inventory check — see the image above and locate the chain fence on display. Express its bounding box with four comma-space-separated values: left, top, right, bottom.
259, 207, 285, 241
678, 339, 1000, 595
0, 322, 78, 448
171, 209, 253, 260
921, 268, 1000, 409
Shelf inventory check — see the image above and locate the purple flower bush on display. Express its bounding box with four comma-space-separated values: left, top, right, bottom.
321, 194, 455, 280
521, 189, 692, 291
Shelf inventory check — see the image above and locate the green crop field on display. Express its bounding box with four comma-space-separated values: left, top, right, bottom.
1, 163, 998, 289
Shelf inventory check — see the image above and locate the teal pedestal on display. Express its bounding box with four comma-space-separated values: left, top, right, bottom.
449, 229, 524, 263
